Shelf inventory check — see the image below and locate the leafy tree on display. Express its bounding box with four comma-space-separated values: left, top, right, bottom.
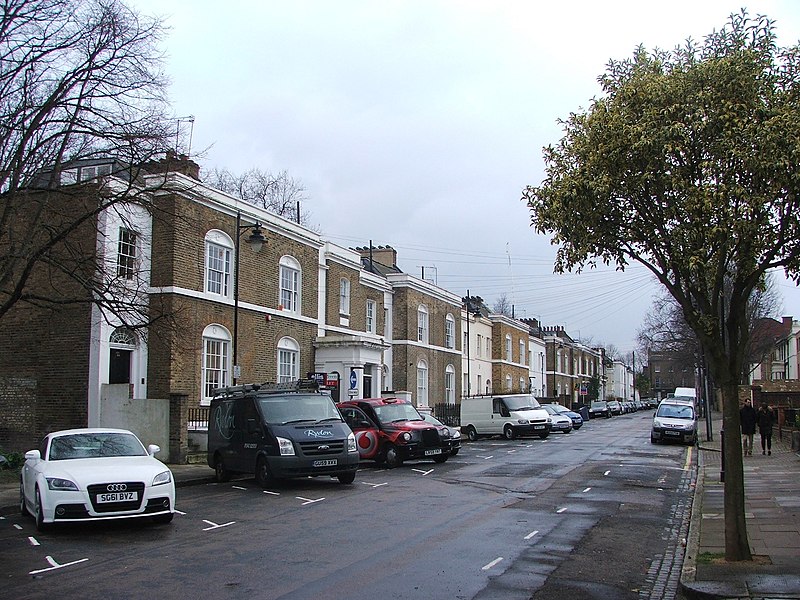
204, 167, 313, 227
523, 11, 800, 561
0, 0, 175, 328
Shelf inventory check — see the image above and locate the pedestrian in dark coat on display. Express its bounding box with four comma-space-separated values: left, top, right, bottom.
757, 402, 775, 455
740, 399, 758, 456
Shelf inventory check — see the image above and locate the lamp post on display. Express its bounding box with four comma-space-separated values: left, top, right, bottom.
233, 210, 265, 385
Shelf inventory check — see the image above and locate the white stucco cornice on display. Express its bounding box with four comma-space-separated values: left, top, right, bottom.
386, 273, 462, 307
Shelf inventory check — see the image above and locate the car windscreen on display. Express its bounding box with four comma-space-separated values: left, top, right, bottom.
258, 394, 343, 425
48, 432, 147, 460
656, 404, 695, 420
502, 396, 541, 411
373, 402, 421, 424
590, 401, 606, 408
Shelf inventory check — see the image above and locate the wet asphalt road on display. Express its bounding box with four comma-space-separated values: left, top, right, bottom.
1, 410, 693, 599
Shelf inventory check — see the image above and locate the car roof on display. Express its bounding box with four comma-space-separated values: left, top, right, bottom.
47, 428, 135, 438
339, 397, 410, 407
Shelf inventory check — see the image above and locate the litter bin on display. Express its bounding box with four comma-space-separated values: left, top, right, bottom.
573, 404, 590, 422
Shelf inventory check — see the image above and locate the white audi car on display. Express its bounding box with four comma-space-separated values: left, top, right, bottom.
20, 428, 175, 531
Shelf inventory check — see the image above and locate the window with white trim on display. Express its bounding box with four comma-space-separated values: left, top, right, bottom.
417, 360, 429, 407
366, 300, 376, 334
505, 335, 512, 361
339, 278, 350, 315
202, 325, 231, 404
519, 339, 526, 365
519, 377, 526, 392
505, 374, 512, 391
277, 337, 300, 382
476, 334, 483, 357
417, 305, 429, 344
445, 365, 455, 404
205, 230, 233, 297
279, 256, 301, 313
445, 314, 455, 349
116, 228, 137, 279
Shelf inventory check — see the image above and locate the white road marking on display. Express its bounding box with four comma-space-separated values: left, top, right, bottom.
411, 468, 433, 476
557, 507, 567, 513
263, 490, 280, 496
362, 482, 388, 488
476, 455, 494, 460
175, 510, 187, 515
506, 449, 517, 454
232, 485, 247, 490
482, 557, 504, 570
582, 487, 592, 493
296, 497, 325, 505
13, 524, 22, 530
524, 530, 539, 540
202, 519, 235, 531
604, 470, 611, 476
28, 536, 40, 546
29, 555, 89, 575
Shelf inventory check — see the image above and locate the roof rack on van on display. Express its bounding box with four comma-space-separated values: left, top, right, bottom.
258, 380, 320, 393
211, 383, 262, 398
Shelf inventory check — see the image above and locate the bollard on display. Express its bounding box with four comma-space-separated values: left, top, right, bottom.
720, 428, 725, 482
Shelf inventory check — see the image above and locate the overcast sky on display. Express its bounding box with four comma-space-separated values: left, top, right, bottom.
131, 0, 800, 354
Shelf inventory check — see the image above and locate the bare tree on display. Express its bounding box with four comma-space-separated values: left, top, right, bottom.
0, 0, 176, 329
492, 293, 513, 317
203, 167, 313, 226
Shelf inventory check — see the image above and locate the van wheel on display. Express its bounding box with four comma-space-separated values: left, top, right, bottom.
337, 472, 356, 484
384, 444, 402, 469
466, 426, 478, 442
214, 454, 231, 483
503, 425, 516, 440
255, 456, 274, 488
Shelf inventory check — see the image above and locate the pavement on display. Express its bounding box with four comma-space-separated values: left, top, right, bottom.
2, 416, 799, 600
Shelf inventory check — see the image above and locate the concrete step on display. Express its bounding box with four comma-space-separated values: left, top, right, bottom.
186, 452, 207, 465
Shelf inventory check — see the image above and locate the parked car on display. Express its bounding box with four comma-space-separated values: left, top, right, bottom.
420, 413, 461, 455
549, 404, 584, 429
338, 397, 454, 468
20, 428, 175, 531
588, 400, 611, 419
540, 404, 573, 433
651, 400, 697, 445
607, 400, 623, 416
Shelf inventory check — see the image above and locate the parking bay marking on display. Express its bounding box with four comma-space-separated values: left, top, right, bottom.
524, 530, 539, 540
411, 468, 434, 476
482, 557, 504, 571
28, 536, 40, 546
202, 519, 235, 531
29, 555, 89, 575
296, 497, 325, 506
362, 481, 388, 488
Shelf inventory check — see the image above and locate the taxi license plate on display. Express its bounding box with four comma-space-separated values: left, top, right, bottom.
98, 491, 137, 503
424, 449, 442, 456
313, 459, 337, 467
533, 425, 545, 429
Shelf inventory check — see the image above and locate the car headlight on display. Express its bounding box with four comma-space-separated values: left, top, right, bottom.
517, 419, 529, 425
152, 470, 172, 486
452, 430, 461, 440
347, 432, 358, 453
46, 477, 78, 491
653, 419, 663, 428
401, 431, 412, 442
546, 417, 552, 424
440, 428, 451, 438
277, 436, 295, 456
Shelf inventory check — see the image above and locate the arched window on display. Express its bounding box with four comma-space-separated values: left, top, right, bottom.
205, 230, 234, 298
277, 336, 300, 382
202, 324, 231, 404
416, 359, 429, 407
445, 364, 455, 404
279, 256, 301, 313
505, 374, 512, 391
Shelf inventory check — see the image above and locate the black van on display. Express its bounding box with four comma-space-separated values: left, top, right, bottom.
207, 380, 360, 486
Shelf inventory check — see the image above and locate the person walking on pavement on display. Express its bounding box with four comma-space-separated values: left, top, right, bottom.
740, 399, 758, 456
757, 402, 775, 455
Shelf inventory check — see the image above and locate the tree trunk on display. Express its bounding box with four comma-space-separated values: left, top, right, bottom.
721, 381, 752, 561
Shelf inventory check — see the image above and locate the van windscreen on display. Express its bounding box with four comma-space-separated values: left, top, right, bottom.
257, 394, 342, 425
503, 396, 540, 411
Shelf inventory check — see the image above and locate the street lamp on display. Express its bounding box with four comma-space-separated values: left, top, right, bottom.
463, 291, 482, 397
233, 210, 265, 385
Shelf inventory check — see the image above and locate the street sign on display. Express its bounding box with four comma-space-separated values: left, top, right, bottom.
349, 370, 357, 390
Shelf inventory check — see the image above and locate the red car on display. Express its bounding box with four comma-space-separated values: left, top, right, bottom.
338, 397, 455, 468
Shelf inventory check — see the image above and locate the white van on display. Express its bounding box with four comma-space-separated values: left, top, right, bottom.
460, 394, 552, 441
